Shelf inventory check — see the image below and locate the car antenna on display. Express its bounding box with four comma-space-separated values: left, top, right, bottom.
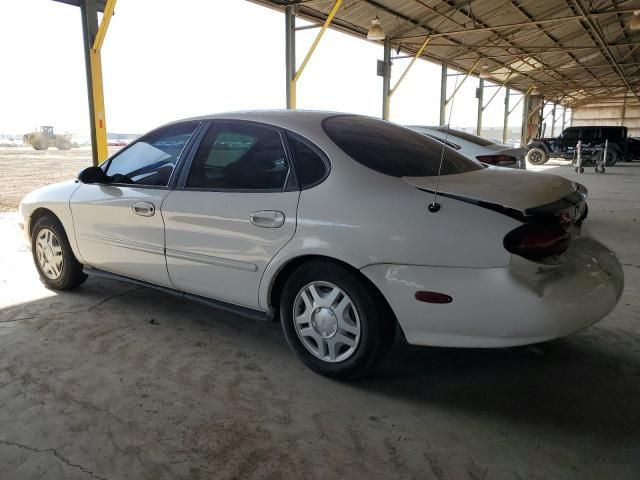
429, 5, 472, 213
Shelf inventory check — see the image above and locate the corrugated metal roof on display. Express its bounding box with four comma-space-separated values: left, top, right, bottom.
251, 0, 640, 106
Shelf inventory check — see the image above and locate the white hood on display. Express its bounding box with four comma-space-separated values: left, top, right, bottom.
403, 168, 577, 212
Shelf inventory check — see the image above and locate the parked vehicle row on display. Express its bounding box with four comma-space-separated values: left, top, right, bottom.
527, 125, 640, 166
408, 126, 527, 169
19, 112, 624, 379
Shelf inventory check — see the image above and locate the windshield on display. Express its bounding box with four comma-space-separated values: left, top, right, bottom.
322, 116, 483, 177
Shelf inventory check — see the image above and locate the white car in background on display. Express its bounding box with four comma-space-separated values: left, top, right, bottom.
19, 112, 623, 379
408, 125, 527, 169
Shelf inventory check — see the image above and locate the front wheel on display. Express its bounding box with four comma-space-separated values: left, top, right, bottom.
526, 147, 549, 165
31, 215, 87, 290
603, 150, 618, 166
280, 261, 394, 379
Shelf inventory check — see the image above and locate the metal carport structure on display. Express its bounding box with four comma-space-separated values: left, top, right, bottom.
54, 0, 640, 165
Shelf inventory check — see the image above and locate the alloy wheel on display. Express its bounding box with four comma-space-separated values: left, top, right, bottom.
293, 281, 361, 363
35, 228, 64, 280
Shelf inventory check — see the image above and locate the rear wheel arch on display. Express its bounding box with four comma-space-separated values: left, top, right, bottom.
268, 255, 399, 330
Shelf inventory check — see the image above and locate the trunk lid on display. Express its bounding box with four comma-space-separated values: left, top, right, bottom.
403, 168, 583, 217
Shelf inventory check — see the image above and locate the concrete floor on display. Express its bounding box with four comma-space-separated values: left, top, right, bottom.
0, 161, 639, 479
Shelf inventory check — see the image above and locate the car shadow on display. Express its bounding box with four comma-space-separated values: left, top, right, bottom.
2, 277, 639, 448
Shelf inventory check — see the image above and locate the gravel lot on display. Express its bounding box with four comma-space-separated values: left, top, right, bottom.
0, 147, 121, 213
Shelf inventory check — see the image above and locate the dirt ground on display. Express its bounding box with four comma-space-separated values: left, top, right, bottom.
0, 147, 121, 213
0, 149, 639, 479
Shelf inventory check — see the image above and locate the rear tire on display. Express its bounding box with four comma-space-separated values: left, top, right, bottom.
31, 215, 87, 290
280, 260, 394, 380
526, 147, 549, 165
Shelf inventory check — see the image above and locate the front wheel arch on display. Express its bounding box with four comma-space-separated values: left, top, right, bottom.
29, 207, 60, 236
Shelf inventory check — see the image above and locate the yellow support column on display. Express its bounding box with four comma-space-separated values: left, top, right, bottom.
89, 0, 117, 164
290, 0, 343, 109
89, 49, 108, 163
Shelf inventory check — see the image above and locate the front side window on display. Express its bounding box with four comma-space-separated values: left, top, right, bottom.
323, 115, 482, 177
105, 121, 199, 186
186, 122, 289, 190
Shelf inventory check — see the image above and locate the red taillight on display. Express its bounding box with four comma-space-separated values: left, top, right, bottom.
476, 155, 517, 166
503, 224, 570, 260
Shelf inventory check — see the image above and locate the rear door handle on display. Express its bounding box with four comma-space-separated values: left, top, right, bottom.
250, 210, 285, 228
132, 201, 155, 217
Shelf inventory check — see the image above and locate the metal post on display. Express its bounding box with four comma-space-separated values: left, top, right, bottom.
382, 38, 391, 120
439, 62, 447, 126
551, 103, 556, 137
285, 6, 295, 109
562, 105, 566, 131
503, 87, 510, 144
80, 0, 99, 165
476, 79, 484, 136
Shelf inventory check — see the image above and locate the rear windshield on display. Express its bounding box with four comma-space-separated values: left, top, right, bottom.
322, 116, 483, 177
431, 126, 495, 146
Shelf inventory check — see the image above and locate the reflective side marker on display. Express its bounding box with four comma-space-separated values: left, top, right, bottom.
415, 291, 453, 304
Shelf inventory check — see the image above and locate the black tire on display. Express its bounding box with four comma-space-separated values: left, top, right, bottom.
526, 147, 549, 165
280, 260, 395, 380
603, 150, 618, 166
31, 215, 87, 290
56, 141, 71, 150
33, 139, 49, 151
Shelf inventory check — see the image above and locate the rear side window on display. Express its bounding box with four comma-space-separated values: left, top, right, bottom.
288, 133, 329, 188
323, 116, 482, 177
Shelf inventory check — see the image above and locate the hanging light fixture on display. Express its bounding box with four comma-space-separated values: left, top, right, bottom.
630, 10, 640, 30
367, 16, 385, 41
479, 64, 491, 79
531, 84, 541, 96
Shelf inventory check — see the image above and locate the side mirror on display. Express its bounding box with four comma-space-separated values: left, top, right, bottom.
77, 166, 110, 184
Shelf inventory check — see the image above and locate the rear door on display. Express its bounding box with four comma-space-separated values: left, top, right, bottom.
162, 120, 300, 310
70, 121, 201, 286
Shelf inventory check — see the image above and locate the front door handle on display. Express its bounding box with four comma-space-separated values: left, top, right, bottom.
250, 210, 285, 228
132, 201, 155, 217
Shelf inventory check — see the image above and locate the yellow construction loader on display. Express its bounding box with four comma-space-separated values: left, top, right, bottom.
23, 126, 72, 151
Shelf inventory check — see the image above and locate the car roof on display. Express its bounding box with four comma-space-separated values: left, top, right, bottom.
162, 110, 347, 132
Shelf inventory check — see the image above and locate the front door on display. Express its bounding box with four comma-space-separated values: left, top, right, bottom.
162, 120, 299, 310
70, 121, 201, 286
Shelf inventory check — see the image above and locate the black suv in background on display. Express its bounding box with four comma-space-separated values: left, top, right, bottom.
526, 126, 640, 166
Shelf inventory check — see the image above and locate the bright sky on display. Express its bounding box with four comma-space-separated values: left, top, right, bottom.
0, 0, 526, 137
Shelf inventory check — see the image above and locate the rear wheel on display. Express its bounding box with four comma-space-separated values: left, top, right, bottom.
31, 215, 87, 290
280, 261, 394, 379
526, 147, 549, 165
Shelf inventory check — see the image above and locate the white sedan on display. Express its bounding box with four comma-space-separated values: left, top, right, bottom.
408, 125, 527, 169
19, 111, 624, 379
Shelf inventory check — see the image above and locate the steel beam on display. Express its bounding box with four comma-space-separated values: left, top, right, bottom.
382, 38, 391, 120
439, 62, 447, 126
551, 103, 556, 137
290, 0, 342, 109
80, 0, 100, 165
285, 6, 295, 109
476, 79, 484, 136
389, 37, 430, 96
503, 87, 510, 145
445, 59, 480, 106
